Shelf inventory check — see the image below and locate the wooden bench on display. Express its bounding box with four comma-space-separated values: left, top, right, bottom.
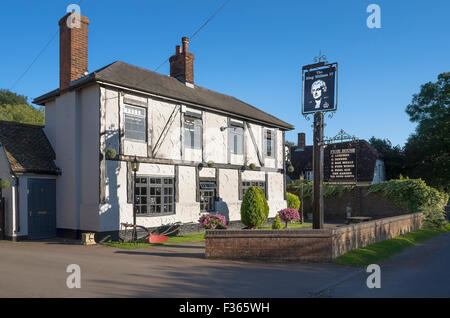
345, 216, 372, 225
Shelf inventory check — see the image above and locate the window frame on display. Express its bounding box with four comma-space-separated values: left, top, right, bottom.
199, 180, 217, 213
135, 175, 175, 217
184, 116, 203, 150
241, 180, 266, 199
263, 128, 275, 158
124, 104, 147, 143
229, 124, 244, 155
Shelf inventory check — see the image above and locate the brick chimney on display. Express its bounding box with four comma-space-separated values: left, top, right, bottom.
169, 37, 195, 84
298, 133, 306, 149
59, 12, 90, 91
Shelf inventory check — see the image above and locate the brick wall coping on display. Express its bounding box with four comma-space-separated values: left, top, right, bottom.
331, 212, 423, 235
205, 228, 332, 239
206, 213, 423, 239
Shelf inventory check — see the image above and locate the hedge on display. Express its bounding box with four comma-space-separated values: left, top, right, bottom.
368, 179, 448, 213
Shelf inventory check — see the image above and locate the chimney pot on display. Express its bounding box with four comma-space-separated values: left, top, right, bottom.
298, 133, 306, 149
169, 37, 195, 84
182, 37, 189, 52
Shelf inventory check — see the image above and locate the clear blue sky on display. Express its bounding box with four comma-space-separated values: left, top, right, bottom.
1, 0, 449, 147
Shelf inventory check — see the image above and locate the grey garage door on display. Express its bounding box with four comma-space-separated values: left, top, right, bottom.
28, 178, 56, 239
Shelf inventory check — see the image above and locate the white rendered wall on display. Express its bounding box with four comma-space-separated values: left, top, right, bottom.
44, 84, 100, 232
0, 146, 14, 237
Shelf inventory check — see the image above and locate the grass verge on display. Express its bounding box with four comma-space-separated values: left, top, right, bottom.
333, 223, 450, 267
102, 222, 312, 249
258, 222, 312, 230
102, 232, 205, 250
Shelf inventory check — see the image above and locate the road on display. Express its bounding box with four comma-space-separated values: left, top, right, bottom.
0, 239, 355, 298
1, 232, 449, 298
315, 231, 450, 297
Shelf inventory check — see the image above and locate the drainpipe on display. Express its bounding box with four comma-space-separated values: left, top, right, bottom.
12, 173, 20, 234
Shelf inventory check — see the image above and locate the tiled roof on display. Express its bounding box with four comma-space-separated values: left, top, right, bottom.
33, 61, 294, 130
0, 121, 59, 175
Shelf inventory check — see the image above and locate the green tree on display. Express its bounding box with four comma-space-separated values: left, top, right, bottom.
369, 137, 405, 180
404, 72, 449, 192
0, 89, 44, 125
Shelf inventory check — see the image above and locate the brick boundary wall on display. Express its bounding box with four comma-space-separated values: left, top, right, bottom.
205, 213, 423, 262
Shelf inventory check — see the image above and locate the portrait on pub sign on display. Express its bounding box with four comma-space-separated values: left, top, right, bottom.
302, 66, 336, 114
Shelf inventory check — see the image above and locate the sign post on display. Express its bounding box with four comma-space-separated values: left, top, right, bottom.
301, 58, 338, 230
312, 112, 324, 229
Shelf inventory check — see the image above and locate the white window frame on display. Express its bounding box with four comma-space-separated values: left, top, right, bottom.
229, 124, 244, 155
184, 116, 202, 149
263, 128, 275, 158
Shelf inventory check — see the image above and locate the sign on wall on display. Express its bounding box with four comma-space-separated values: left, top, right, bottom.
324, 143, 357, 184
302, 63, 338, 114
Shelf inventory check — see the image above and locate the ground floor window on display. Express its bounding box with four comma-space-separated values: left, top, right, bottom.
241, 180, 266, 198
200, 181, 216, 212
135, 176, 174, 215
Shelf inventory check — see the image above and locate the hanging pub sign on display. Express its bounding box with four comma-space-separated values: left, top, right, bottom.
301, 62, 338, 115
324, 142, 357, 185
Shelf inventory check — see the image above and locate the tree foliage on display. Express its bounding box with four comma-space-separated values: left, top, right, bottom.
369, 137, 405, 180
0, 89, 44, 125
404, 72, 449, 192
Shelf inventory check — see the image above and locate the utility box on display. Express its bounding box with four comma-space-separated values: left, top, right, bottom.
81, 233, 96, 245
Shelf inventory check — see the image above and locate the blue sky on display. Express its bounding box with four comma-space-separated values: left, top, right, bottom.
1, 0, 449, 147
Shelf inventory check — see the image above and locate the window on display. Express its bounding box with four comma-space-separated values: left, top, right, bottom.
184, 117, 202, 149
124, 105, 146, 142
264, 129, 274, 157
229, 125, 244, 155
135, 176, 174, 215
241, 180, 266, 198
200, 181, 216, 212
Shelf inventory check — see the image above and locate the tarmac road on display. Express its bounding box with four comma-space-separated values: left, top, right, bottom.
0, 239, 356, 298
1, 231, 449, 298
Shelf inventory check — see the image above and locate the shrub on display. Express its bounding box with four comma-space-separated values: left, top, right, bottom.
198, 213, 227, 230
249, 163, 256, 170
368, 179, 449, 213
278, 208, 300, 228
207, 161, 215, 168
422, 207, 448, 229
272, 215, 283, 229
241, 186, 269, 229
286, 192, 300, 210
105, 148, 117, 160
0, 179, 10, 189
288, 165, 295, 173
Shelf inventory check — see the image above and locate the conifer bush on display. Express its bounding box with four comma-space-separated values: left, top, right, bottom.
272, 215, 283, 229
241, 186, 269, 229
286, 192, 301, 210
